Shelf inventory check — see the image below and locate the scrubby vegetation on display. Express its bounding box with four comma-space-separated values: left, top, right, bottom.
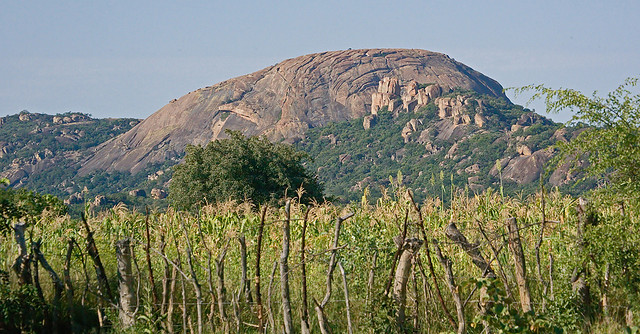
0, 185, 639, 333
0, 79, 637, 333
297, 91, 583, 203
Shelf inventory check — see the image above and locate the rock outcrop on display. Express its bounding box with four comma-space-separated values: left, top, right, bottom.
371, 77, 400, 114
80, 48, 506, 175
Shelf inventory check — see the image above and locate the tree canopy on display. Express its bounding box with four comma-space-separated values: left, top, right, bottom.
0, 178, 66, 233
513, 77, 640, 196
169, 131, 324, 208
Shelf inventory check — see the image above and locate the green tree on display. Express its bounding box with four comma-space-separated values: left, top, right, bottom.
169, 131, 324, 208
514, 78, 640, 196
0, 178, 67, 233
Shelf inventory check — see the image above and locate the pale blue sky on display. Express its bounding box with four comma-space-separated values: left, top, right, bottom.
1, 1, 638, 123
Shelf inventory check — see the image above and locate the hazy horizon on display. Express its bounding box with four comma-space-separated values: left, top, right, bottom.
2, 1, 639, 123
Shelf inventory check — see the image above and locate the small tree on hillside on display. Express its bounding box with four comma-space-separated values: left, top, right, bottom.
169, 130, 324, 208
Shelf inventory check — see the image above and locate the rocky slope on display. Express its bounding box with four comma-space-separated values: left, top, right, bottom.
0, 111, 139, 191
297, 80, 584, 201
80, 48, 506, 175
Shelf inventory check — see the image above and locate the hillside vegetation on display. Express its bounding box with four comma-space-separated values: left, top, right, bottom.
0, 111, 176, 213
298, 89, 588, 202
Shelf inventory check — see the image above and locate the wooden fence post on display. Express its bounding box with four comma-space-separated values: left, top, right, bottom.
116, 239, 136, 329
280, 200, 293, 334
11, 222, 32, 285
572, 198, 593, 323
255, 205, 267, 333
433, 239, 465, 334
301, 208, 311, 334
445, 222, 496, 318
392, 237, 423, 330
506, 217, 532, 313
315, 212, 354, 334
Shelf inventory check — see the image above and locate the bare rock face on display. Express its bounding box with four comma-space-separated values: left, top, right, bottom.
363, 114, 377, 130
151, 188, 168, 199
474, 113, 487, 128
401, 119, 422, 143
80, 48, 506, 175
64, 193, 84, 205
517, 144, 533, 156
502, 148, 554, 184
372, 77, 400, 114
19, 112, 31, 122
128, 189, 146, 197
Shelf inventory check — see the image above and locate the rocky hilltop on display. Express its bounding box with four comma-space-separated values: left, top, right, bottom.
80, 49, 506, 175
0, 111, 139, 190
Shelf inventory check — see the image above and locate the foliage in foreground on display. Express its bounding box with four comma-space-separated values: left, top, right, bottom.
0, 185, 639, 333
514, 77, 640, 197
0, 178, 66, 234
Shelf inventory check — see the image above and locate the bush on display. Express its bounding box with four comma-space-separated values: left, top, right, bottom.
170, 130, 324, 208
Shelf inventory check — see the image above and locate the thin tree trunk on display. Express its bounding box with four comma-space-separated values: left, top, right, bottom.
11, 222, 32, 285
238, 234, 252, 303
167, 265, 178, 333
116, 239, 136, 329
301, 207, 311, 334
216, 242, 230, 334
159, 233, 172, 324
181, 268, 187, 334
338, 261, 354, 334
180, 221, 203, 334
367, 250, 378, 306
407, 191, 457, 329
144, 211, 159, 311
314, 298, 330, 334
316, 212, 354, 334
385, 209, 409, 295
64, 238, 75, 330
506, 217, 532, 313
81, 214, 113, 302
195, 215, 217, 333
433, 239, 465, 334
393, 238, 423, 330
171, 233, 188, 334
535, 183, 549, 310
280, 200, 293, 334
255, 205, 267, 333
232, 291, 241, 332
267, 261, 277, 333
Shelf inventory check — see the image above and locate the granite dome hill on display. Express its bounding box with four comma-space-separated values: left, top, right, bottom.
80, 49, 507, 175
